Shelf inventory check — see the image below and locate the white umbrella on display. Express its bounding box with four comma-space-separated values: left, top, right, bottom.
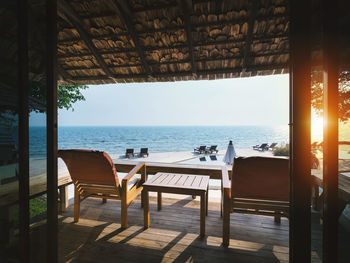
223, 140, 236, 165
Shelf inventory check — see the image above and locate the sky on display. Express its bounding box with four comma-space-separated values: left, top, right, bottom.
30, 74, 289, 126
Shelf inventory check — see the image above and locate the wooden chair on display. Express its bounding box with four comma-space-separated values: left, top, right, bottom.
58, 149, 146, 228
222, 156, 289, 246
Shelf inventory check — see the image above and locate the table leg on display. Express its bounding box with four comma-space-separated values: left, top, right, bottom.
143, 189, 150, 228
200, 192, 206, 238
206, 186, 209, 216
157, 192, 162, 211
59, 185, 68, 213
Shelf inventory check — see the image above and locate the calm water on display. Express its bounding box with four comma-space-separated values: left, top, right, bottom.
29, 126, 289, 157
56, 126, 288, 156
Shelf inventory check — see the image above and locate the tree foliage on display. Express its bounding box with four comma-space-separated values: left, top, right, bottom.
29, 79, 88, 112
311, 71, 350, 122
57, 85, 88, 111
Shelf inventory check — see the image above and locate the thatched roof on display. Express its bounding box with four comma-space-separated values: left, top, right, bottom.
57, 0, 290, 84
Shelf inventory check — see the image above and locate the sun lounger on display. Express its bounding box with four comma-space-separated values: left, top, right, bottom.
125, 148, 134, 158
253, 143, 268, 151
194, 145, 206, 154
206, 145, 218, 154
268, 142, 278, 150
139, 148, 149, 157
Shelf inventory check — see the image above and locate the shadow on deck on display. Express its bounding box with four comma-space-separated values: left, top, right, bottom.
58, 196, 291, 263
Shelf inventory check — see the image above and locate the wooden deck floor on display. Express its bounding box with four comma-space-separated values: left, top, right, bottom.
58, 195, 292, 263
56, 194, 350, 263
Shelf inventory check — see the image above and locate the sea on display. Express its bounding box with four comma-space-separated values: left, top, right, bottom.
29, 125, 289, 158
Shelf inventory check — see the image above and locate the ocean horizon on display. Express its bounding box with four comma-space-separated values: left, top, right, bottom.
29, 125, 289, 158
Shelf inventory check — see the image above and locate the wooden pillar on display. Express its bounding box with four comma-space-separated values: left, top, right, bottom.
46, 0, 58, 261
322, 0, 339, 261
18, 0, 30, 261
289, 0, 312, 262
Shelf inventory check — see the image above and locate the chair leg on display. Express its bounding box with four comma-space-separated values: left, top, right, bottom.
222, 199, 230, 247
274, 213, 281, 223
121, 199, 128, 228
102, 195, 107, 204
74, 186, 80, 222
141, 191, 144, 208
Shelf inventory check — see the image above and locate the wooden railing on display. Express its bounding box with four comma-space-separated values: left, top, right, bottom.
114, 160, 232, 180
0, 160, 231, 209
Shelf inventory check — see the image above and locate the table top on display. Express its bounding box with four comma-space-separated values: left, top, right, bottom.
143, 172, 210, 192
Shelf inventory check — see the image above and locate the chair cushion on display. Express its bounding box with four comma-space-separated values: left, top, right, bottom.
117, 173, 141, 191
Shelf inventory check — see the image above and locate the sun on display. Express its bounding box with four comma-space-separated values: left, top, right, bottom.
311, 110, 324, 143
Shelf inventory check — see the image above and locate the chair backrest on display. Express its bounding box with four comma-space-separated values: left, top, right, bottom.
141, 148, 148, 153
58, 149, 119, 186
270, 143, 278, 148
210, 145, 217, 150
260, 143, 268, 149
231, 156, 289, 201
126, 148, 134, 154
199, 146, 206, 150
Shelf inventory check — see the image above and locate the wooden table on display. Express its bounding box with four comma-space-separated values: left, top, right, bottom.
142, 172, 210, 237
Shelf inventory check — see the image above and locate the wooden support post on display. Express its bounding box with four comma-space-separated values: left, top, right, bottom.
121, 182, 128, 228
274, 212, 281, 224
222, 189, 230, 247
73, 186, 80, 222
200, 192, 206, 238
157, 192, 162, 211
143, 189, 150, 228
322, 0, 339, 261
289, 0, 312, 261
59, 185, 68, 213
206, 186, 209, 216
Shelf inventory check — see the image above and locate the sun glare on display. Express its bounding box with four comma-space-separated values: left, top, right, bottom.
311, 111, 324, 142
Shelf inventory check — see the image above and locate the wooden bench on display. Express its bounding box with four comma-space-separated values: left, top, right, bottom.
311, 170, 350, 217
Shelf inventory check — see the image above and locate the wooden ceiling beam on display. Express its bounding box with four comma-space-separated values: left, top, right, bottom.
177, 0, 197, 76
57, 0, 114, 79
61, 50, 289, 71
58, 33, 288, 58
68, 63, 288, 82
108, 0, 152, 77
243, 2, 258, 69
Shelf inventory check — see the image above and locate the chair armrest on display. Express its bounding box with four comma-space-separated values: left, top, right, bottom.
221, 166, 231, 198
122, 162, 146, 186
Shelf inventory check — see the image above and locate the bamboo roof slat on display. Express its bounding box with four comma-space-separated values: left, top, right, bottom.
57, 0, 292, 84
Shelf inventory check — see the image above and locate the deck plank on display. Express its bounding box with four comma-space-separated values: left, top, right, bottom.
57, 195, 345, 263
